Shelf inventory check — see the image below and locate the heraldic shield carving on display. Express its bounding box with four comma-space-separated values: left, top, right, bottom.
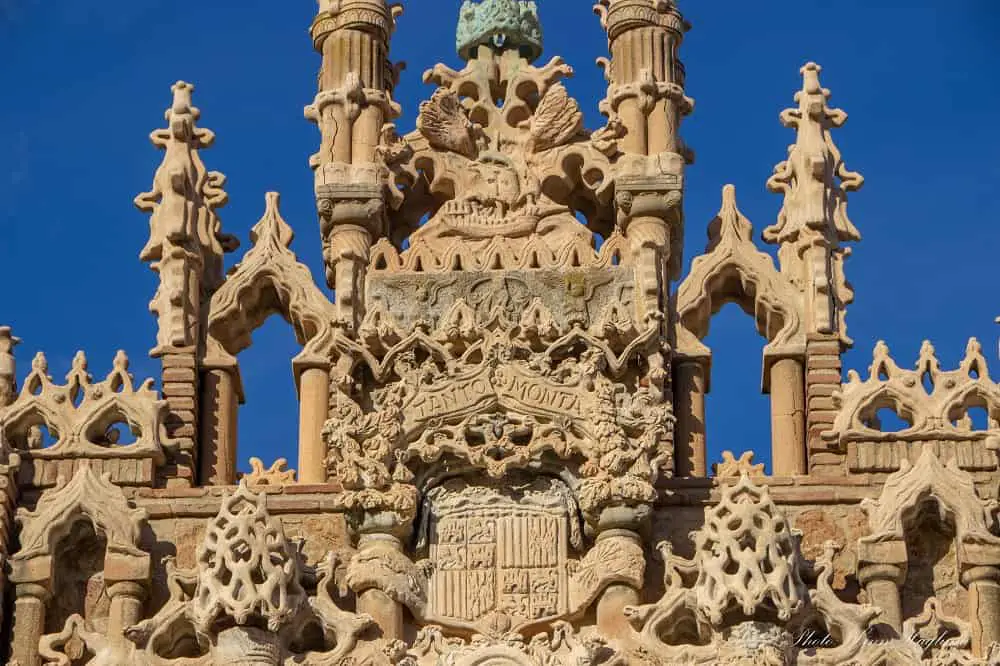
420, 479, 578, 635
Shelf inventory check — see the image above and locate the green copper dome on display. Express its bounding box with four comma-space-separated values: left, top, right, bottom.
456, 0, 543, 63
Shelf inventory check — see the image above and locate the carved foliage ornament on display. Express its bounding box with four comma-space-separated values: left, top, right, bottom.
382, 44, 619, 263
407, 621, 626, 666
323, 333, 673, 524
826, 338, 1000, 446
625, 475, 891, 664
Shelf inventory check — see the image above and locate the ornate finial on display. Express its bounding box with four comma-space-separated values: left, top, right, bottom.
714, 451, 766, 478
765, 62, 863, 245
706, 184, 753, 250
457, 0, 543, 62
250, 192, 295, 249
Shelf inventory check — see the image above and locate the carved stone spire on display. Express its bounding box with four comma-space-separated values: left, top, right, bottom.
457, 0, 543, 62
135, 81, 239, 355
766, 63, 864, 343
136, 81, 238, 486
135, 81, 239, 354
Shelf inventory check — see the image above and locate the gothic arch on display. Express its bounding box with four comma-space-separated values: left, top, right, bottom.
861, 447, 995, 544
14, 465, 148, 562
675, 185, 804, 360
206, 192, 337, 369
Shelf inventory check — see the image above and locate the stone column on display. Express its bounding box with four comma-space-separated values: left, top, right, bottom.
106, 582, 146, 645
592, 506, 648, 640
599, 0, 691, 159
160, 350, 200, 487
355, 532, 405, 640
308, 2, 397, 331
595, 533, 642, 640
11, 583, 49, 666
769, 357, 806, 476
964, 566, 1000, 656
298, 366, 331, 484
673, 359, 707, 477
960, 542, 1000, 659
104, 549, 151, 646
199, 366, 239, 485
858, 538, 907, 634
805, 334, 845, 474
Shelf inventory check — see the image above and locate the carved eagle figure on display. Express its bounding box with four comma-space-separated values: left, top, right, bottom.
526, 83, 584, 153
417, 88, 478, 159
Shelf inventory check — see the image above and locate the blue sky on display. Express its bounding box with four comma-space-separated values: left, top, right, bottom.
1, 1, 998, 474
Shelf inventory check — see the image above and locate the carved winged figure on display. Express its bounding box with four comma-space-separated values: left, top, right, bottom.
417, 88, 479, 158
525, 82, 584, 153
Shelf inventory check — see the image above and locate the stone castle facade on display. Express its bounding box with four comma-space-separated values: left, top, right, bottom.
1, 1, 998, 664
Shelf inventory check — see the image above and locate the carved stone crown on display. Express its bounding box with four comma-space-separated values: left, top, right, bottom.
457, 0, 543, 62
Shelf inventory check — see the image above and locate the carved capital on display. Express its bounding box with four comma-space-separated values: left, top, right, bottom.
961, 565, 1000, 589
14, 582, 51, 602
311, 0, 401, 51
857, 560, 907, 588
595, 0, 688, 43
346, 533, 427, 617
606, 72, 693, 117
107, 580, 147, 601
